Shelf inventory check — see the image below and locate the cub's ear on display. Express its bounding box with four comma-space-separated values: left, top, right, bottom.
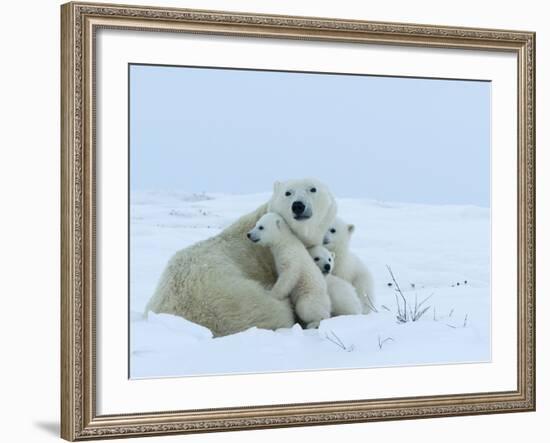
330, 252, 336, 260
276, 218, 281, 230
273, 181, 282, 192
348, 224, 355, 234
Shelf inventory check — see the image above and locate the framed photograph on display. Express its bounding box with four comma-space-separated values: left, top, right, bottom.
61, 2, 536, 440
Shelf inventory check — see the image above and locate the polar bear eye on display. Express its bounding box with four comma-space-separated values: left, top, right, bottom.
285, 191, 292, 197
258, 226, 264, 230
330, 228, 336, 234
310, 187, 317, 193
314, 257, 319, 261
328, 258, 332, 262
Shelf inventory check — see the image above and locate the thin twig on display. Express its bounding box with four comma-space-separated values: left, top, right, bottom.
417, 293, 434, 311
407, 291, 432, 322
413, 306, 431, 322
463, 313, 469, 328
325, 331, 354, 352
387, 265, 408, 322
325, 334, 344, 349
330, 331, 346, 348
378, 335, 394, 350
363, 293, 379, 313
393, 288, 402, 319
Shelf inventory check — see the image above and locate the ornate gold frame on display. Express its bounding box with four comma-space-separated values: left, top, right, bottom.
61, 2, 536, 440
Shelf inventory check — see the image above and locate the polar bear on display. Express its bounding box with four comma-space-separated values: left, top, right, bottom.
247, 213, 331, 328
308, 245, 363, 316
323, 218, 376, 314
145, 178, 337, 337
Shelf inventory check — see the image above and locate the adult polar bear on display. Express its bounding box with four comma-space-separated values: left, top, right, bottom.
145, 178, 337, 337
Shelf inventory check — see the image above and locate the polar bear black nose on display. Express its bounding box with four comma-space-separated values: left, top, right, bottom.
324, 264, 331, 272
292, 201, 306, 215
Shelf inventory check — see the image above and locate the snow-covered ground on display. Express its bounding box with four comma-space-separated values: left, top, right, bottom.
130, 191, 491, 378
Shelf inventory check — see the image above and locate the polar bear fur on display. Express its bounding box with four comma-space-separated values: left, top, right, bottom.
267, 179, 337, 248
323, 218, 376, 314
145, 178, 337, 337
308, 245, 363, 317
248, 213, 331, 328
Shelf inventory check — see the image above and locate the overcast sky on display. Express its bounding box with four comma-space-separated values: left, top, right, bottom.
130, 64, 490, 207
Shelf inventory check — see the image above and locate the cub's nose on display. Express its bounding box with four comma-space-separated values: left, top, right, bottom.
324, 264, 331, 272
246, 233, 251, 239
292, 201, 306, 215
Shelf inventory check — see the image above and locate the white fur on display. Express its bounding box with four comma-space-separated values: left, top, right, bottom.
323, 218, 376, 314
308, 245, 363, 316
145, 178, 337, 336
268, 178, 337, 248
248, 213, 331, 329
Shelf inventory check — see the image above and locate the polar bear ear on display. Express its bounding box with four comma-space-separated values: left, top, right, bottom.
273, 181, 282, 192
348, 224, 355, 234
330, 251, 336, 260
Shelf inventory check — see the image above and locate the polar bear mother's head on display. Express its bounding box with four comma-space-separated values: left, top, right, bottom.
267, 178, 337, 248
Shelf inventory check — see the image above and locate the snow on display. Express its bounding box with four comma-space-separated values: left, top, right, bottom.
130, 191, 490, 378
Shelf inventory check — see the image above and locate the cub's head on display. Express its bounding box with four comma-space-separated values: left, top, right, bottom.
308, 245, 335, 276
323, 217, 355, 253
247, 212, 288, 247
267, 178, 337, 247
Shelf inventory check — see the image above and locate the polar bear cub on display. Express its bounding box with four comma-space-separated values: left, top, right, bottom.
308, 245, 363, 317
323, 218, 376, 314
247, 212, 331, 328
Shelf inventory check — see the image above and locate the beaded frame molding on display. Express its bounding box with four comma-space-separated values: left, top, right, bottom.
61, 2, 535, 440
